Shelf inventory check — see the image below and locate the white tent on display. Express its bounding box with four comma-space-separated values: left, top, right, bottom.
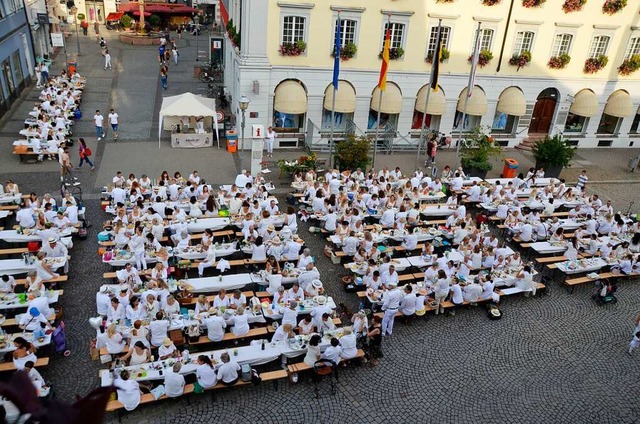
158, 92, 219, 148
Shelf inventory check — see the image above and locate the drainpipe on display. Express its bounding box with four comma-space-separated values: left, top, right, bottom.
496, 0, 515, 73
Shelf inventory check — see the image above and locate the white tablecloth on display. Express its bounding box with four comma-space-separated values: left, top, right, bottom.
0, 332, 51, 354
529, 242, 567, 254
0, 257, 66, 276
0, 194, 22, 205
0, 229, 74, 244
186, 273, 260, 293
0, 291, 60, 311
556, 257, 609, 274
419, 206, 456, 217
261, 297, 337, 320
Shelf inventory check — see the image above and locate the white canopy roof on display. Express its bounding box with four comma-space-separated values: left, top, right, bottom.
158, 92, 218, 147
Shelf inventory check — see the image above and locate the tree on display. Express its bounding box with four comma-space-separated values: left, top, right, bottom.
334, 134, 371, 171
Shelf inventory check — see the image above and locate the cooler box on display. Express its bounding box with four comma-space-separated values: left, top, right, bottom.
226, 130, 238, 153
502, 158, 519, 178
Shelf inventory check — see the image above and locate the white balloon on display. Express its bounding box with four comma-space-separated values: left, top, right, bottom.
89, 317, 102, 330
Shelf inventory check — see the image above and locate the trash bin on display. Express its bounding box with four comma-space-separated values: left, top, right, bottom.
67, 61, 77, 76
502, 158, 519, 178
226, 130, 237, 153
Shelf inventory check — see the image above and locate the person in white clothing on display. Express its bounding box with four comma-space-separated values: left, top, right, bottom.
218, 352, 241, 385
399, 284, 417, 318
264, 127, 277, 157
195, 355, 217, 389
381, 282, 403, 336
339, 327, 358, 359
164, 363, 186, 397
108, 108, 119, 140
321, 338, 342, 364
203, 309, 227, 342
104, 49, 112, 70
114, 370, 141, 411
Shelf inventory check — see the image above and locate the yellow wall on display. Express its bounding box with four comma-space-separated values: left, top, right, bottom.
266, 0, 640, 81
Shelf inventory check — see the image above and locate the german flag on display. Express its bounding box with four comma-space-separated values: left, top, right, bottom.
378, 26, 390, 91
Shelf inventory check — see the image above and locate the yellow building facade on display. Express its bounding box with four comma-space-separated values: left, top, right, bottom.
223, 0, 640, 149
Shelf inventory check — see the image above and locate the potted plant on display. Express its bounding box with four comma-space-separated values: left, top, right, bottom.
120, 14, 132, 31
618, 55, 640, 76
548, 53, 571, 69
379, 47, 404, 60
459, 127, 503, 179
334, 134, 371, 171
469, 50, 493, 67
509, 50, 531, 70
562, 0, 586, 12
522, 0, 546, 7
584, 55, 608, 74
425, 47, 450, 64
226, 19, 240, 48
602, 0, 627, 14
332, 42, 357, 60
279, 40, 306, 56
148, 14, 161, 31
531, 135, 576, 178
77, 13, 85, 21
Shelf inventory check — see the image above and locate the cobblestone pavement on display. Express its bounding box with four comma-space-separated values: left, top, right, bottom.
0, 28, 639, 424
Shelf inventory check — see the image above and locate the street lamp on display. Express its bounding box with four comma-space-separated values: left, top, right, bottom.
70, 6, 80, 55
194, 15, 200, 61
238, 95, 250, 172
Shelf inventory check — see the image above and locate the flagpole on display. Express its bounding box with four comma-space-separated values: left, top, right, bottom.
417, 19, 442, 171
372, 91, 384, 168
416, 87, 433, 170
454, 22, 482, 170
329, 87, 337, 168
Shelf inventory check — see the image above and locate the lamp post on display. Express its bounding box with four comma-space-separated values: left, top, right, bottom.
194, 15, 200, 61
71, 6, 80, 55
238, 95, 250, 172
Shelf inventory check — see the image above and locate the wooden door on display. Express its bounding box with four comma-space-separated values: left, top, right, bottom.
529, 98, 556, 134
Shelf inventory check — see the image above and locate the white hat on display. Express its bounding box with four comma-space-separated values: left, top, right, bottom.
316, 295, 327, 305
48, 237, 57, 243
312, 279, 323, 289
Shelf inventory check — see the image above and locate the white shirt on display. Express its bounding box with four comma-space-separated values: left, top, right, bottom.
149, 320, 170, 346
93, 114, 104, 127
399, 292, 417, 315
196, 364, 217, 388
164, 369, 185, 397
217, 360, 240, 383
114, 377, 140, 411
231, 314, 249, 336
108, 112, 119, 125
203, 315, 227, 341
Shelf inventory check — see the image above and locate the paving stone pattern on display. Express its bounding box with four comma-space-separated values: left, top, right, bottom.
0, 28, 639, 424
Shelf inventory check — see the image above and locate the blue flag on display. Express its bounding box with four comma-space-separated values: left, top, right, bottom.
332, 16, 341, 89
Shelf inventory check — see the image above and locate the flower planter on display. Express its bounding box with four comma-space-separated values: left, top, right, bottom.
562, 0, 586, 12
548, 54, 571, 69
602, 0, 627, 14
279, 41, 307, 56
425, 48, 450, 64
618, 55, 640, 76
482, 0, 501, 5
509, 51, 531, 70
584, 55, 608, 74
522, 0, 546, 7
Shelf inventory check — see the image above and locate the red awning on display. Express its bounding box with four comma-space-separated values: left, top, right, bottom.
106, 12, 123, 21
132, 11, 151, 17
118, 2, 200, 14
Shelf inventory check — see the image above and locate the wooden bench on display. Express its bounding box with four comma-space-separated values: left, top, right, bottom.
15, 275, 68, 285
105, 369, 289, 412
0, 357, 49, 372
0, 247, 29, 256
565, 271, 640, 290
0, 205, 19, 211
287, 348, 366, 375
